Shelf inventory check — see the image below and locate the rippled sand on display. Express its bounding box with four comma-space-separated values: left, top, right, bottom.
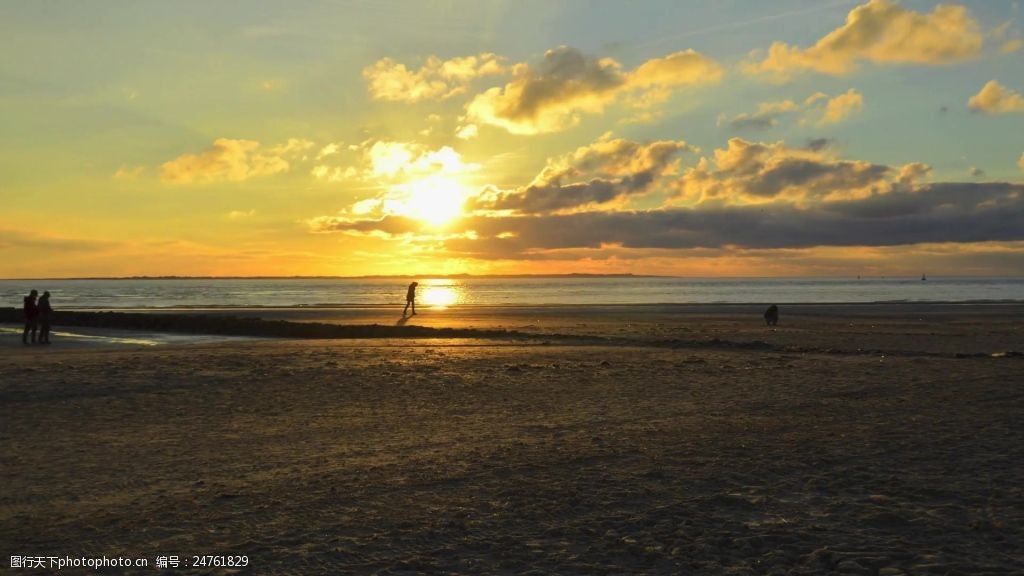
2, 306, 1022, 574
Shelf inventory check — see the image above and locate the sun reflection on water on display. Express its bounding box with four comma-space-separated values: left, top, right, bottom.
418, 280, 464, 309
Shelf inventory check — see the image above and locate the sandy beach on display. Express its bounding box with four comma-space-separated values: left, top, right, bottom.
7, 0, 1024, 572
2, 304, 1022, 574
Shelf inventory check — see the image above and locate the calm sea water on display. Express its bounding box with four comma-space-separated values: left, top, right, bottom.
1, 277, 1022, 309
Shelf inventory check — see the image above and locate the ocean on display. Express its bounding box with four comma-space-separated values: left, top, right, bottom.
2, 277, 1022, 309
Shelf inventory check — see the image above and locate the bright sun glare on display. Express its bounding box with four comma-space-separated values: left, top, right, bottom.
419, 282, 462, 309
398, 174, 468, 226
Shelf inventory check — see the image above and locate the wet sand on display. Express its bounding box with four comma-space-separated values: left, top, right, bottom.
17, 302, 1023, 355
1, 305, 1022, 574
0, 326, 258, 350
143, 302, 1024, 356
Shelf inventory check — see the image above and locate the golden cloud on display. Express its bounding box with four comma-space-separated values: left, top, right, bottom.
820, 89, 864, 124
744, 0, 983, 79
269, 138, 315, 157
967, 80, 1024, 114
454, 124, 479, 140
316, 142, 342, 160
465, 46, 721, 134
160, 138, 291, 184
991, 21, 1023, 54
308, 135, 1024, 264
721, 89, 863, 130
309, 139, 479, 185
472, 135, 695, 214
534, 134, 691, 183
676, 137, 905, 205
363, 53, 505, 102
628, 49, 724, 89
309, 141, 482, 226
310, 165, 357, 183
364, 141, 479, 179
310, 181, 1024, 259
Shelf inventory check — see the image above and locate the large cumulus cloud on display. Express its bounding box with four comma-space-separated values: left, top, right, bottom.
312, 180, 1024, 258
744, 0, 983, 79
676, 137, 900, 204
968, 80, 1024, 114
471, 135, 694, 214
309, 135, 1024, 260
465, 47, 721, 134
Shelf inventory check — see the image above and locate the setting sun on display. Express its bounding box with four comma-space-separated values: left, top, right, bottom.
418, 281, 463, 309
395, 174, 469, 226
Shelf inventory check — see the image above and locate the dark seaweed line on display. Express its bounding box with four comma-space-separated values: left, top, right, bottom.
0, 308, 547, 341
2, 308, 1020, 360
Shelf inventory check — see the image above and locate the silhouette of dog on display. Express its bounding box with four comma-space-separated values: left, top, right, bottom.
764, 304, 779, 326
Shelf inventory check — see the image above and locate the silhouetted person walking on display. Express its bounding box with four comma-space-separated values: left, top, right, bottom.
764, 304, 779, 326
404, 282, 418, 316
22, 289, 39, 345
38, 291, 53, 344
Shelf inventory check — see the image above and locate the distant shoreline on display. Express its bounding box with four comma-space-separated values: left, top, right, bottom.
2, 274, 1023, 281
0, 273, 670, 281
3, 301, 1024, 311
4, 277, 1021, 309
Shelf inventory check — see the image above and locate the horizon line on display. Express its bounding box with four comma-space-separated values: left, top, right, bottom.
2, 273, 1022, 282
0, 273, 665, 281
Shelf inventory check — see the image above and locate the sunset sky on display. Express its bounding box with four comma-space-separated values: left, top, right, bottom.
2, 0, 1023, 278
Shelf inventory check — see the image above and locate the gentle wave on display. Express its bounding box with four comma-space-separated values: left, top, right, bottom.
2, 277, 1023, 308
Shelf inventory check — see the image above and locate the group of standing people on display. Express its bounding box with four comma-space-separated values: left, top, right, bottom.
23, 290, 53, 345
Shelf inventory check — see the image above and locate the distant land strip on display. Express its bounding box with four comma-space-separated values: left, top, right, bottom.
0, 273, 666, 281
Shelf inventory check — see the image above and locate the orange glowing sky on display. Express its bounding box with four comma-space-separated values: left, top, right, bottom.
2, 0, 1023, 278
